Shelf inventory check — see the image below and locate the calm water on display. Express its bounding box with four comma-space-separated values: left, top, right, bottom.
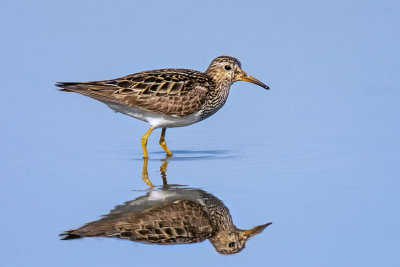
1, 107, 399, 266
1, 0, 400, 266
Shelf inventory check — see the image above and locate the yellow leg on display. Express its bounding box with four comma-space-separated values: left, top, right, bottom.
159, 128, 173, 157
141, 157, 154, 188
141, 126, 155, 159
160, 160, 169, 185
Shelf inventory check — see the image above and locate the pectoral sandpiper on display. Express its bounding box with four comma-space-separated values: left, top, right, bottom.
60, 185, 271, 254
56, 56, 269, 158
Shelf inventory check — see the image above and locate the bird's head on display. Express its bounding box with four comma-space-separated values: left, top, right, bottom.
205, 56, 269, 90
209, 222, 272, 255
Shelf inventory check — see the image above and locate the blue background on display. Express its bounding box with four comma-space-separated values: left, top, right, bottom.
1, 0, 399, 266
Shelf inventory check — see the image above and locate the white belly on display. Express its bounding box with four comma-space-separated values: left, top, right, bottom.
105, 102, 202, 128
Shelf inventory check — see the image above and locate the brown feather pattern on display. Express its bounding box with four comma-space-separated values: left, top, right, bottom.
62, 200, 213, 244
56, 55, 269, 131
56, 69, 213, 117
60, 184, 272, 254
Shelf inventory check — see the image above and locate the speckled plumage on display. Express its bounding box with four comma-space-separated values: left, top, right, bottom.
57, 69, 213, 118
60, 186, 271, 254
56, 56, 269, 157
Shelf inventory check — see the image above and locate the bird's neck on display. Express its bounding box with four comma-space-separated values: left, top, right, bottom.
212, 80, 232, 104
198, 76, 232, 120
202, 192, 235, 231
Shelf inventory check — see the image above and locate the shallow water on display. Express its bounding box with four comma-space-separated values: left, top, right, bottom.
1, 104, 399, 266
1, 1, 400, 266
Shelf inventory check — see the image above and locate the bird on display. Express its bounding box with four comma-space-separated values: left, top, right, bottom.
60, 185, 272, 254
56, 56, 269, 158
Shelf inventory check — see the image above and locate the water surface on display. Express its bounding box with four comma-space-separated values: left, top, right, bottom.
1, 0, 400, 266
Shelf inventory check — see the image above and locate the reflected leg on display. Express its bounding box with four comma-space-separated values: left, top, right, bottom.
141, 126, 155, 158
160, 160, 169, 185
159, 128, 173, 157
141, 157, 154, 188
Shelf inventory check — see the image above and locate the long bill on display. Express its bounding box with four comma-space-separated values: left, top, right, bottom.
238, 222, 272, 242
237, 68, 270, 90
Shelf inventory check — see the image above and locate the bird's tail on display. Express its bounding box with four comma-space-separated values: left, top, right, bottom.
55, 82, 91, 92
55, 80, 120, 104
59, 219, 115, 240
59, 230, 83, 240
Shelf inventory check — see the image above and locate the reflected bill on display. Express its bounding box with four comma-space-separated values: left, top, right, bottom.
61, 159, 272, 254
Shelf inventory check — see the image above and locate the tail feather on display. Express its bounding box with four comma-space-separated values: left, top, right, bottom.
59, 231, 83, 240
55, 82, 81, 87
60, 220, 112, 240
55, 81, 96, 91
55, 81, 119, 103
55, 82, 84, 92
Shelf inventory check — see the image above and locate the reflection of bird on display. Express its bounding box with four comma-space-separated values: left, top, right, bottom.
56, 56, 269, 158
61, 186, 271, 254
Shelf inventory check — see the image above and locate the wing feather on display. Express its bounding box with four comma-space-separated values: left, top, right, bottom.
56, 68, 213, 117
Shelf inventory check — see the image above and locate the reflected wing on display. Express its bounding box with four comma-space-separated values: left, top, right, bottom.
56, 69, 212, 117
60, 200, 213, 244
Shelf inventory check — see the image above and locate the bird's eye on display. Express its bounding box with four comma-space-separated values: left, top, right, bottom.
224, 65, 232, 71
228, 242, 236, 248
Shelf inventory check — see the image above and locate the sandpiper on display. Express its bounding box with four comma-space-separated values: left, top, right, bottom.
56, 56, 269, 158
60, 185, 271, 254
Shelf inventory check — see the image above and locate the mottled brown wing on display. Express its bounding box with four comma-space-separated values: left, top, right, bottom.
61, 200, 213, 244
56, 69, 212, 117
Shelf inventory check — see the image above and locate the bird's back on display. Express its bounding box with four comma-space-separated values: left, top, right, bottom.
61, 200, 213, 244
56, 68, 213, 118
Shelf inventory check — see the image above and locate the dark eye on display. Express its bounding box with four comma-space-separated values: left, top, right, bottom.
224, 65, 232, 71
228, 242, 235, 248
